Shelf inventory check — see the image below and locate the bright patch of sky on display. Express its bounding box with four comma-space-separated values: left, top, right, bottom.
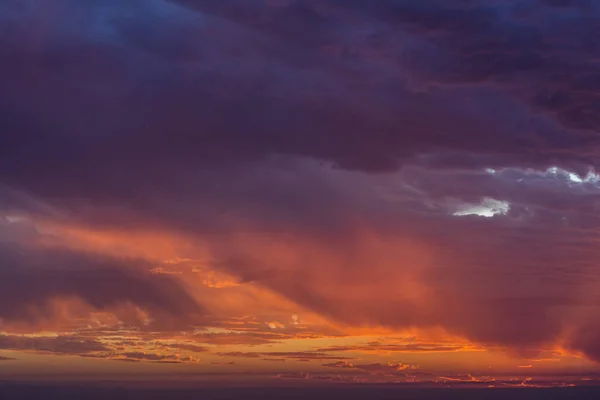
485, 166, 599, 185
453, 197, 510, 218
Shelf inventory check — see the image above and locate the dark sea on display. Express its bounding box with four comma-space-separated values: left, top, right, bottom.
1, 385, 600, 400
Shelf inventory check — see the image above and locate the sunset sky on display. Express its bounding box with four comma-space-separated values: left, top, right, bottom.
2, 0, 600, 389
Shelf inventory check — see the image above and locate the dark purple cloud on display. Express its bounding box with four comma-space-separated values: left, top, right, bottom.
1, 0, 596, 204
0, 243, 203, 328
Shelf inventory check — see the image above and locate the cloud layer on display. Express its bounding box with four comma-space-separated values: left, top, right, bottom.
2, 0, 600, 373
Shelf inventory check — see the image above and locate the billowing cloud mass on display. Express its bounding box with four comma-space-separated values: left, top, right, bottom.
0, 241, 203, 330
2, 0, 600, 383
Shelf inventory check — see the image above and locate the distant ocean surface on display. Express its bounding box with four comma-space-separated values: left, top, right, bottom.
1, 385, 600, 400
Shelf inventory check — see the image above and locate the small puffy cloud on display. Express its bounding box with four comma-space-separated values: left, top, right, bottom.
452, 197, 510, 218
322, 361, 354, 369
266, 321, 285, 330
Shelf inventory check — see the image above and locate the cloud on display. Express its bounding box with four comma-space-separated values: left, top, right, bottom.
191, 332, 285, 346
322, 361, 354, 369
110, 352, 199, 363
164, 343, 209, 353
1, 0, 595, 210
0, 243, 203, 330
217, 352, 261, 359
438, 374, 494, 384
381, 0, 600, 135
217, 351, 353, 361
323, 361, 419, 373
1, 0, 600, 368
452, 197, 510, 218
357, 362, 420, 372
0, 334, 108, 356
316, 342, 475, 354
564, 320, 600, 363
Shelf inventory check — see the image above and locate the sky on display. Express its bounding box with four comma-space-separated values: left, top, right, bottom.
2, 0, 600, 389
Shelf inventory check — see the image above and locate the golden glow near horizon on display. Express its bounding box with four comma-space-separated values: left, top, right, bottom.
0, 214, 599, 388
0, 327, 595, 386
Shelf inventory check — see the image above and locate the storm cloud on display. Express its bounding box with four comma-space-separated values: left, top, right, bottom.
2, 0, 600, 369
